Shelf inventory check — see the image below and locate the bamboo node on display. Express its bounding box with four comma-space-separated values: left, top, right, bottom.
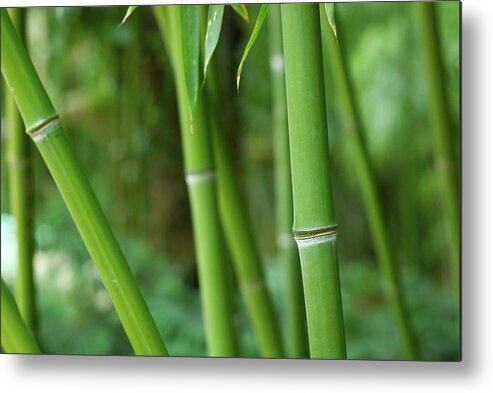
293, 225, 338, 241
28, 117, 61, 142
185, 169, 216, 185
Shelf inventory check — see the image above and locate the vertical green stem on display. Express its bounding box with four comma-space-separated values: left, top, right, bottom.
281, 4, 346, 359
6, 8, 37, 333
268, 4, 308, 359
153, 6, 238, 357
1, 9, 167, 356
206, 61, 284, 358
416, 2, 459, 288
1, 278, 41, 354
320, 5, 419, 359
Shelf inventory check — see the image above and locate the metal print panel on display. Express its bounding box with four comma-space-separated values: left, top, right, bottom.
0, 2, 460, 360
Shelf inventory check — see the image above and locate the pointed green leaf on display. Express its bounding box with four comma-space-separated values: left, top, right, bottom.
324, 3, 338, 43
236, 4, 270, 90
181, 6, 200, 117
120, 6, 138, 26
231, 4, 249, 23
203, 5, 225, 83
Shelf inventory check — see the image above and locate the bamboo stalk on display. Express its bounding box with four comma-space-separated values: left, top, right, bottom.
1, 278, 41, 354
281, 4, 346, 359
268, 4, 308, 359
5, 8, 37, 333
153, 6, 238, 357
206, 60, 284, 358
320, 5, 419, 359
1, 9, 168, 356
416, 2, 459, 288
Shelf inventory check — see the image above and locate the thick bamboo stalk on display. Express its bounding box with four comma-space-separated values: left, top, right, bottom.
268, 4, 308, 359
6, 8, 37, 333
281, 4, 346, 359
153, 6, 238, 357
206, 62, 283, 358
320, 5, 419, 359
1, 9, 168, 356
1, 278, 41, 354
416, 2, 459, 288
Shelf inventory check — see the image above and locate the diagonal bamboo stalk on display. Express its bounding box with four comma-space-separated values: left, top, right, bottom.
416, 2, 459, 290
6, 8, 37, 334
1, 9, 168, 356
153, 5, 239, 357
281, 3, 346, 359
205, 60, 284, 358
320, 4, 419, 359
268, 4, 308, 359
1, 277, 41, 354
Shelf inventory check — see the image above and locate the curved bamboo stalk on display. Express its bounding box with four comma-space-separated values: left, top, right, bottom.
153, 6, 239, 357
268, 4, 308, 359
1, 9, 168, 356
1, 278, 41, 354
281, 4, 346, 359
320, 5, 419, 359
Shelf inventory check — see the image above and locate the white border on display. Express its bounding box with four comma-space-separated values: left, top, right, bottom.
2, 0, 493, 392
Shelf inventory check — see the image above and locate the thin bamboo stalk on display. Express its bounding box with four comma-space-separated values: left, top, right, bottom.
416, 2, 459, 288
320, 5, 419, 359
153, 6, 238, 357
206, 60, 284, 358
268, 4, 308, 359
1, 9, 168, 356
1, 278, 41, 354
281, 4, 346, 359
6, 8, 37, 333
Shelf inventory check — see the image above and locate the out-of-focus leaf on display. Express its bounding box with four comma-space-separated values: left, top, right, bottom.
324, 3, 338, 44
120, 6, 138, 26
203, 5, 225, 83
231, 4, 249, 23
181, 6, 200, 118
236, 4, 270, 90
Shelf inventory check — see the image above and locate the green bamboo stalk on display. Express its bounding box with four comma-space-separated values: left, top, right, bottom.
153, 6, 238, 357
5, 8, 37, 333
1, 9, 167, 356
1, 278, 41, 354
268, 4, 308, 359
280, 4, 346, 359
205, 61, 284, 358
416, 2, 459, 288
320, 5, 419, 360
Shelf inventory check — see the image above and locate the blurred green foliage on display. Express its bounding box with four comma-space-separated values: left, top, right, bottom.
1, 3, 459, 359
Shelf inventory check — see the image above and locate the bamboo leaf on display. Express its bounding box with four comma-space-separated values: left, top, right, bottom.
231, 4, 249, 23
236, 4, 270, 90
324, 3, 338, 44
181, 6, 200, 118
203, 5, 224, 83
120, 5, 138, 26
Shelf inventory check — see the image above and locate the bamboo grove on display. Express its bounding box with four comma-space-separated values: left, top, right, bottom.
0, 3, 460, 360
